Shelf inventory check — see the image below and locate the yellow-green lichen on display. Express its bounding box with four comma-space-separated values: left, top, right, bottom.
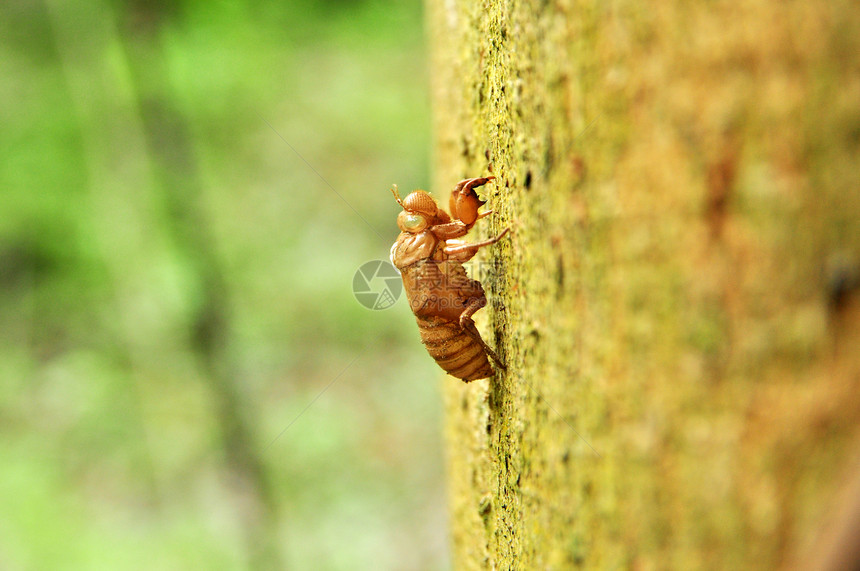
429, 0, 860, 569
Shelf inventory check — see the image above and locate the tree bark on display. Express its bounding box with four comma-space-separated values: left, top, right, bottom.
427, 1, 860, 568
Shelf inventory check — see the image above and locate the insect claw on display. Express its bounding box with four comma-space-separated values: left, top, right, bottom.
464, 176, 494, 190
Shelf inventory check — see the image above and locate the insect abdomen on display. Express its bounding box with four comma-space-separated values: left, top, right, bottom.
416, 315, 494, 382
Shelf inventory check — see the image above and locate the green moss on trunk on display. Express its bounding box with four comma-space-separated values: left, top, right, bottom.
428, 1, 860, 568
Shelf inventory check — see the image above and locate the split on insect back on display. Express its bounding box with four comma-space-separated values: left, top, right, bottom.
389, 176, 509, 382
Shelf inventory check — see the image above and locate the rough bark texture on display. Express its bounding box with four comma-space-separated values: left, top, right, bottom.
427, 1, 860, 569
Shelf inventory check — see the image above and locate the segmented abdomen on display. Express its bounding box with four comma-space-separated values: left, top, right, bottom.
416, 315, 493, 382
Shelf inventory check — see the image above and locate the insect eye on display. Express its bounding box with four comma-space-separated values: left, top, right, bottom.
399, 211, 428, 233
404, 214, 424, 229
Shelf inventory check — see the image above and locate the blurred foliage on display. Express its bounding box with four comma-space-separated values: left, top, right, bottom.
0, 0, 449, 569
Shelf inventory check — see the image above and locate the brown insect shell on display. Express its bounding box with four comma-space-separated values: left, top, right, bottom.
398, 190, 452, 230
402, 190, 438, 218
449, 188, 486, 226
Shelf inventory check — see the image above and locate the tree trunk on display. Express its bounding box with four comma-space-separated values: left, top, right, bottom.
427, 1, 860, 569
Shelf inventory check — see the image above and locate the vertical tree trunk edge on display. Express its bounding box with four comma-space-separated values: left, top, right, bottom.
428, 1, 860, 569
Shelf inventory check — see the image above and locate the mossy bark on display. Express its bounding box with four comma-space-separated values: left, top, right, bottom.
427, 1, 860, 568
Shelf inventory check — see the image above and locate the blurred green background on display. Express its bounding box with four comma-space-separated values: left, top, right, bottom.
0, 1, 448, 569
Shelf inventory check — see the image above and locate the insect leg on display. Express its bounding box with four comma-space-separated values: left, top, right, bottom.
459, 298, 506, 370
443, 227, 510, 258
454, 176, 495, 192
